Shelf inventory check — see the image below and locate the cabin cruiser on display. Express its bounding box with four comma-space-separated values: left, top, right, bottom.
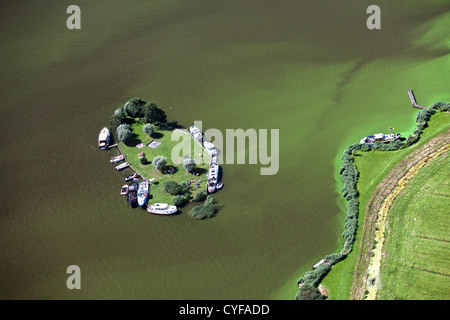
137, 180, 149, 207
189, 126, 203, 141
207, 162, 219, 193
147, 203, 178, 215
360, 133, 401, 145
98, 127, 110, 150
203, 141, 217, 156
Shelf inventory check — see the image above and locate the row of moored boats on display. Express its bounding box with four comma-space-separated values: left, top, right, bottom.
189, 126, 223, 194
99, 126, 178, 215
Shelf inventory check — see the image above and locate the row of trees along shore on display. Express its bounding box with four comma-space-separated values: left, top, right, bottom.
296, 102, 450, 300
111, 97, 219, 220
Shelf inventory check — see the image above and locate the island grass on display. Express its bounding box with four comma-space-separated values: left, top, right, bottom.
377, 152, 449, 300
321, 112, 450, 299
118, 119, 211, 205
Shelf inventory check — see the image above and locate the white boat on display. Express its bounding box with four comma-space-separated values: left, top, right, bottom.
137, 180, 149, 207
216, 182, 223, 190
98, 127, 110, 150
120, 185, 128, 196
360, 133, 401, 145
110, 154, 125, 163
189, 126, 203, 141
203, 141, 217, 156
115, 162, 129, 170
147, 203, 178, 215
207, 162, 219, 193
123, 172, 139, 181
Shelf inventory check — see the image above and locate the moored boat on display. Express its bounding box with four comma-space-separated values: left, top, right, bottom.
147, 203, 178, 215
137, 180, 149, 207
120, 185, 128, 196
216, 182, 223, 190
189, 126, 203, 141
127, 182, 138, 208
123, 172, 139, 181
203, 141, 217, 156
115, 162, 129, 170
98, 127, 110, 150
360, 133, 401, 145
110, 154, 125, 163
207, 162, 219, 193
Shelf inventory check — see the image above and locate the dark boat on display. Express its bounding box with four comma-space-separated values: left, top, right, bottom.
127, 182, 138, 208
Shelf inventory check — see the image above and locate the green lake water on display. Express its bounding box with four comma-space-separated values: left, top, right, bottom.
0, 0, 449, 299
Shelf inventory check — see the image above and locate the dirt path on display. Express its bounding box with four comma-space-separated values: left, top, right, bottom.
350, 129, 450, 300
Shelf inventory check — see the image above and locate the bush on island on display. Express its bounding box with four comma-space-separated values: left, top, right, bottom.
139, 155, 147, 165
187, 203, 217, 220
193, 189, 207, 202
143, 123, 154, 137
163, 180, 189, 196
173, 194, 190, 207
112, 107, 126, 123
144, 102, 167, 124
124, 97, 146, 118
183, 158, 196, 173
116, 124, 132, 142
152, 156, 167, 172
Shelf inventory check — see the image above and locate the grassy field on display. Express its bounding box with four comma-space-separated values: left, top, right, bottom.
321, 112, 450, 299
377, 151, 449, 300
118, 120, 211, 205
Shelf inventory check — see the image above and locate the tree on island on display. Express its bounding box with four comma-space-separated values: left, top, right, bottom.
144, 102, 167, 125
116, 124, 132, 142
143, 123, 154, 137
183, 158, 196, 173
152, 155, 167, 172
124, 97, 146, 118
139, 154, 148, 165
112, 107, 126, 123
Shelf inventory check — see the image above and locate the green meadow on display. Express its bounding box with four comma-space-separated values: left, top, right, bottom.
378, 151, 449, 300
322, 112, 450, 299
118, 121, 211, 205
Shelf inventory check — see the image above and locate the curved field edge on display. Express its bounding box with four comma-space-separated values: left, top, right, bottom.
299, 108, 449, 300
350, 122, 450, 300
364, 142, 449, 299
377, 151, 450, 300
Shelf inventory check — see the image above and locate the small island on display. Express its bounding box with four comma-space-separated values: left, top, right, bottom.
99, 97, 221, 219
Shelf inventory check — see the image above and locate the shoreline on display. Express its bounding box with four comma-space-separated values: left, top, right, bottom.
296, 102, 449, 300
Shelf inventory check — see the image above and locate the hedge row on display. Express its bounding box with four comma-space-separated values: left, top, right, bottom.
295, 103, 448, 300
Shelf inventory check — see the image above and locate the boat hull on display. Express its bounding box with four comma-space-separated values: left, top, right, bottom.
147, 203, 178, 215
98, 127, 110, 150
127, 182, 138, 208
137, 181, 149, 207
